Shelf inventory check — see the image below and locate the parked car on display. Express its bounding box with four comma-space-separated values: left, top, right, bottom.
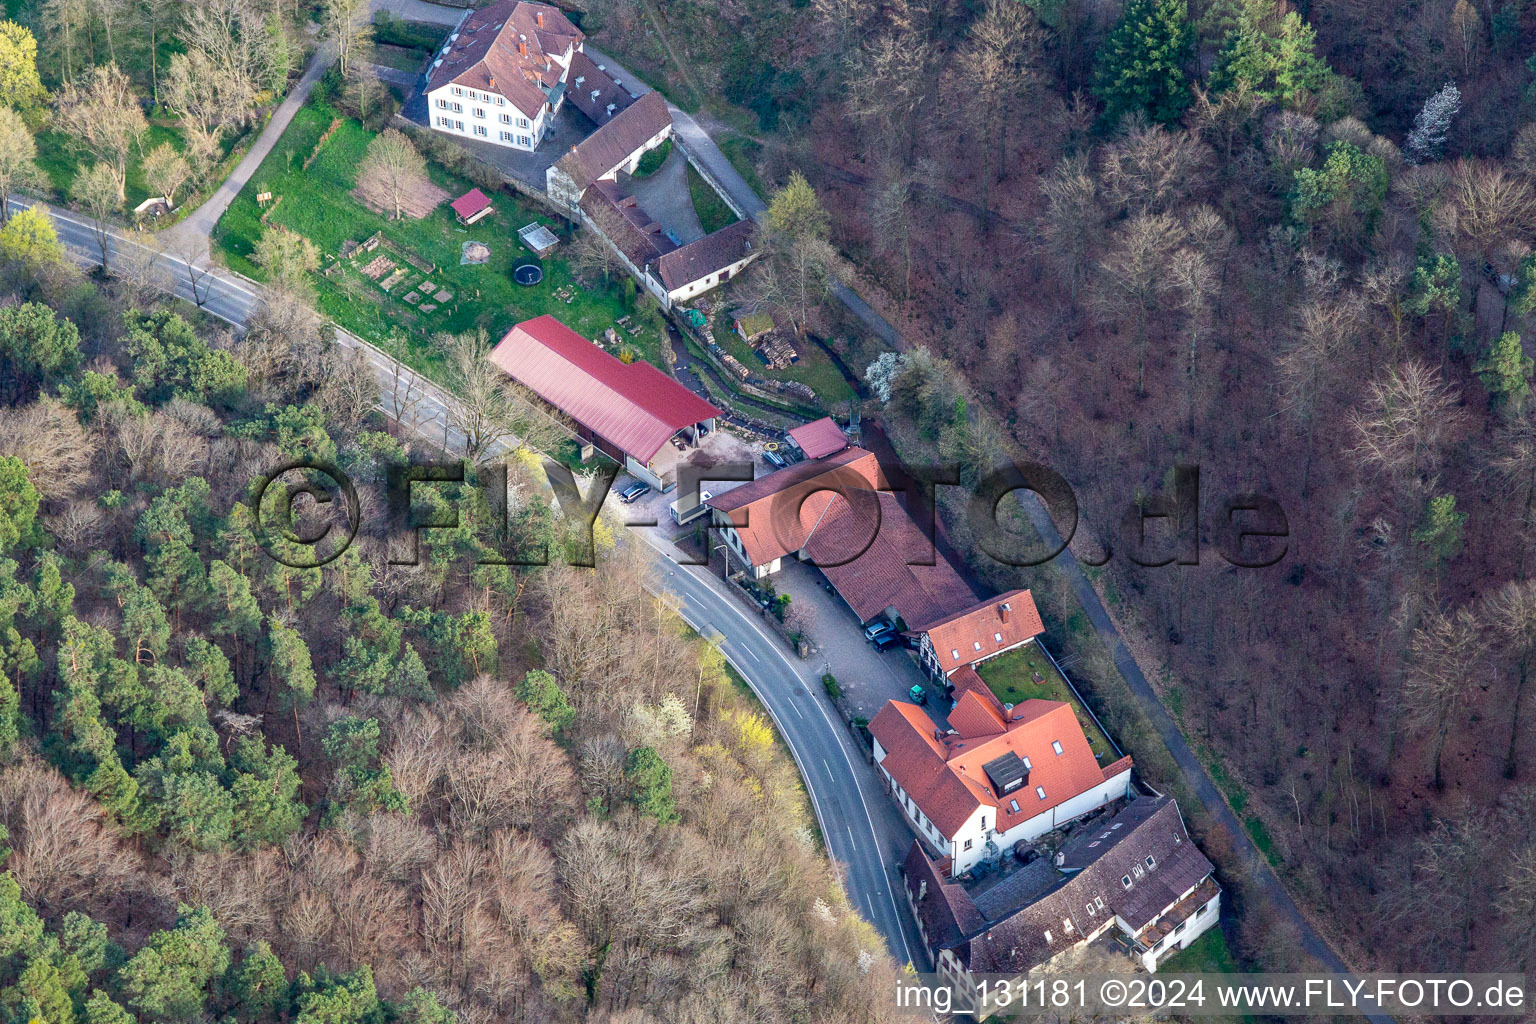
863, 621, 893, 642
619, 481, 651, 504
872, 632, 901, 652
908, 684, 927, 705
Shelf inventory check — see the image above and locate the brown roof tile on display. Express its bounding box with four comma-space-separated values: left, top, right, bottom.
918, 590, 1045, 675
569, 90, 672, 181
426, 1, 581, 119
564, 49, 637, 126
655, 221, 757, 291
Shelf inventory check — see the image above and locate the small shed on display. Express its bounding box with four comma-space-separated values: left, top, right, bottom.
735, 311, 775, 343
518, 221, 560, 257
787, 417, 849, 460
451, 188, 494, 226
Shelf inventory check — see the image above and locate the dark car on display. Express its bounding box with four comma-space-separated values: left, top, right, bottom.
871, 632, 901, 652
619, 482, 651, 504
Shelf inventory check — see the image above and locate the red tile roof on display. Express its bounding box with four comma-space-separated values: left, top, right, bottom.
655, 221, 757, 292
426, 0, 581, 120
871, 696, 1131, 840
948, 664, 1006, 718
918, 590, 1046, 675
451, 188, 492, 220
486, 315, 720, 462
813, 491, 977, 625
706, 449, 883, 566
787, 416, 849, 459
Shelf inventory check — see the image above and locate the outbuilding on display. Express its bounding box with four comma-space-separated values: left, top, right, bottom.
487, 315, 721, 490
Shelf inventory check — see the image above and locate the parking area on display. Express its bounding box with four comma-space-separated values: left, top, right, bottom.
771, 560, 949, 725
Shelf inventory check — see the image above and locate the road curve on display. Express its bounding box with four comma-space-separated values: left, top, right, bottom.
16, 197, 928, 967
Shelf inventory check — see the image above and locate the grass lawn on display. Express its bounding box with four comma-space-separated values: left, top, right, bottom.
37, 123, 190, 210
686, 162, 739, 235
632, 137, 673, 178
977, 646, 1118, 763
211, 100, 665, 379
718, 134, 766, 196
366, 43, 428, 73
1160, 925, 1242, 973
713, 321, 856, 408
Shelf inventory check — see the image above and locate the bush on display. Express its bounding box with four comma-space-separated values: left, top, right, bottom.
633, 138, 672, 177
821, 673, 841, 699
372, 12, 445, 51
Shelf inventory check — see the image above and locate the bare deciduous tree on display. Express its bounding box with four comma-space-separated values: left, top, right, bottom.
1350, 360, 1469, 490
358, 129, 428, 221
52, 62, 147, 201
1404, 606, 1488, 789
1093, 212, 1186, 395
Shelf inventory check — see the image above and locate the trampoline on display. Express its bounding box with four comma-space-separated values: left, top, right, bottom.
514, 264, 544, 286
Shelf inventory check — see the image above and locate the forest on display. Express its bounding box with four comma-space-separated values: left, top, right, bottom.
0, 203, 900, 1021
599, 0, 1536, 979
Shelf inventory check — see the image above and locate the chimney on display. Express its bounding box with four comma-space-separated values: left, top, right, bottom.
536, 10, 544, 26
488, 76, 497, 90
999, 601, 1011, 624
518, 39, 528, 56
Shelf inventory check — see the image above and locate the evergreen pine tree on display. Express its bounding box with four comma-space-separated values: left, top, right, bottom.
1093, 0, 1195, 124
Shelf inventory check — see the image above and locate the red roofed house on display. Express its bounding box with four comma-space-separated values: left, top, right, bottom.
870, 692, 1133, 878
702, 450, 978, 629
913, 589, 1046, 684
451, 188, 494, 225
786, 417, 849, 460
426, 0, 582, 152
487, 315, 720, 490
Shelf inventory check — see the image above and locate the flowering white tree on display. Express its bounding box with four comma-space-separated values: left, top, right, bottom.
1406, 83, 1461, 165
866, 351, 905, 404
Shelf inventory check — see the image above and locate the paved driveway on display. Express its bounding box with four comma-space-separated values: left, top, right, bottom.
622, 144, 704, 244
772, 560, 946, 723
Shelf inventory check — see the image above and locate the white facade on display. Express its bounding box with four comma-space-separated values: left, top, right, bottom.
874, 737, 1133, 878
648, 249, 758, 309
429, 82, 554, 151
1135, 887, 1221, 971
921, 631, 1036, 681
712, 515, 780, 579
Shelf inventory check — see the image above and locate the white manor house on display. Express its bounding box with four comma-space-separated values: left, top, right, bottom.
425, 0, 583, 152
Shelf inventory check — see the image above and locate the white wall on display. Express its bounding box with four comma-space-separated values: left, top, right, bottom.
1140, 888, 1221, 973
948, 766, 1133, 877
428, 86, 544, 150
873, 740, 954, 857
662, 251, 759, 307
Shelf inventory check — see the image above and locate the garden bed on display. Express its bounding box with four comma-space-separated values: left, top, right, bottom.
211, 99, 667, 377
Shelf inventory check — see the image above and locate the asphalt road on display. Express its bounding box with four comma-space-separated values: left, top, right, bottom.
18, 197, 928, 968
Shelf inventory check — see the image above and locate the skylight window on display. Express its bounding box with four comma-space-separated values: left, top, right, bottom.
1009, 799, 1020, 813
1146, 855, 1156, 869
1122, 875, 1132, 889
1088, 840, 1100, 848
973, 641, 982, 651
994, 632, 1003, 642
951, 649, 960, 660
1052, 741, 1064, 755
1036, 785, 1046, 800
1021, 756, 1032, 770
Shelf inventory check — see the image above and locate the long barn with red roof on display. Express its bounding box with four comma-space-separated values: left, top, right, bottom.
487, 315, 720, 490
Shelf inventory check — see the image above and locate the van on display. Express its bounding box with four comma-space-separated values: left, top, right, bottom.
669, 490, 714, 525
